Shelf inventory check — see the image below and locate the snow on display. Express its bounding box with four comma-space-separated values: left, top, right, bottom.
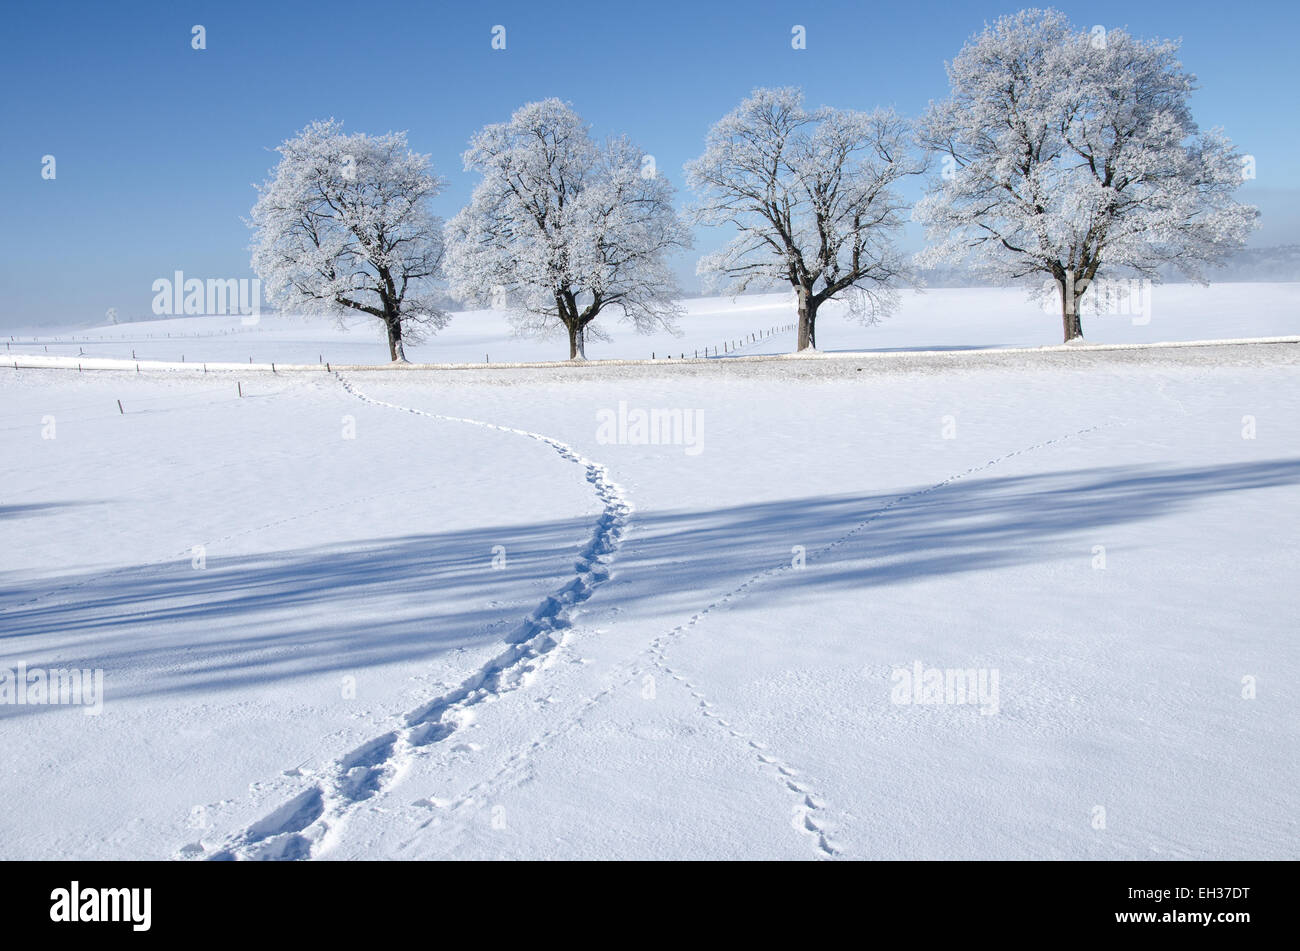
2, 285, 1297, 859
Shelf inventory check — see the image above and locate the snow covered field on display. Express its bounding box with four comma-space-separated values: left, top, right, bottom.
2, 286, 1298, 860
8, 282, 1300, 368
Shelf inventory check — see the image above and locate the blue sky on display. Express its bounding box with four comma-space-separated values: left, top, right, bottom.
2, 0, 1296, 328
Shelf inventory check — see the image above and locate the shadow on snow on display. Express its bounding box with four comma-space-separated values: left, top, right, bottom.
0, 457, 1296, 713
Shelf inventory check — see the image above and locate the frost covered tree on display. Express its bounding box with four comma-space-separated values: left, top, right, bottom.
915, 9, 1257, 342
445, 99, 689, 360
687, 87, 921, 352
250, 120, 448, 362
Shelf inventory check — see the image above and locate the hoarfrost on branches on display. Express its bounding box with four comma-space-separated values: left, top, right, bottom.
914, 8, 1258, 341
687, 87, 922, 351
250, 119, 448, 362
445, 99, 690, 360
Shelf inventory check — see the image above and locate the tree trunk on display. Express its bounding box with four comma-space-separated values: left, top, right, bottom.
1059, 284, 1084, 342
387, 318, 407, 362
795, 286, 817, 351
567, 320, 587, 360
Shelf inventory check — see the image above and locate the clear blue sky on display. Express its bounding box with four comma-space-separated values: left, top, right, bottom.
2, 0, 1295, 328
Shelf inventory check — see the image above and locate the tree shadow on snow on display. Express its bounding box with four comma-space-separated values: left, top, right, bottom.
0, 457, 1296, 711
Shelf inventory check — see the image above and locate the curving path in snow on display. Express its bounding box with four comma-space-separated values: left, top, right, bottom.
195, 375, 632, 860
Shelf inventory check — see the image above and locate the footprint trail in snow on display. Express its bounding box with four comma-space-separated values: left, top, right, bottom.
186, 375, 631, 861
